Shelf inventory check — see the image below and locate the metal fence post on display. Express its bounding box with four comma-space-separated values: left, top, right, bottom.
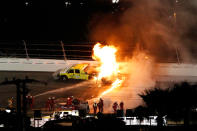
175, 47, 180, 64
23, 40, 29, 60
60, 41, 67, 61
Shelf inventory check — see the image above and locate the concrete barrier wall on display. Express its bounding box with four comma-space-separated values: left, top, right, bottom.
1, 58, 197, 78
156, 63, 197, 77
0, 58, 97, 72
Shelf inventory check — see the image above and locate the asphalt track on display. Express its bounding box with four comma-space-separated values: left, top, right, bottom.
0, 71, 108, 109
0, 71, 166, 113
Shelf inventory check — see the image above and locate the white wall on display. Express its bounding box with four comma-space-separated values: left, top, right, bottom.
0, 58, 97, 72
1, 58, 197, 82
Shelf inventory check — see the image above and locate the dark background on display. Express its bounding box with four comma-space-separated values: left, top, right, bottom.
0, 0, 130, 60
0, 0, 128, 40
0, 0, 196, 62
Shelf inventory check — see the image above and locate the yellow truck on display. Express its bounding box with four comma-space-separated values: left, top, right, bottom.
58, 63, 90, 80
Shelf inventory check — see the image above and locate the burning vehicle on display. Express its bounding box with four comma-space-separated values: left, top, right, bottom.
91, 43, 125, 97
53, 42, 126, 100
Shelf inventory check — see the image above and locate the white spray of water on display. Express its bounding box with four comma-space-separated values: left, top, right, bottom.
34, 81, 93, 98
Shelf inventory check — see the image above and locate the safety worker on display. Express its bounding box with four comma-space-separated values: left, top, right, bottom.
67, 97, 72, 106
120, 101, 124, 110
26, 95, 30, 109
72, 98, 80, 110
71, 96, 74, 101
93, 101, 98, 114
46, 97, 51, 111
51, 97, 55, 111
113, 102, 118, 113
8, 97, 14, 109
29, 95, 34, 110
98, 98, 104, 113
70, 96, 74, 108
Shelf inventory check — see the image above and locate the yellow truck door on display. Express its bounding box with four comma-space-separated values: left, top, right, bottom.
67, 69, 74, 79
73, 69, 81, 79
74, 69, 88, 80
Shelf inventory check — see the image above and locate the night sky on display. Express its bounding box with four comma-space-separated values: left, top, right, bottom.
0, 0, 129, 59
0, 0, 197, 62
0, 0, 128, 40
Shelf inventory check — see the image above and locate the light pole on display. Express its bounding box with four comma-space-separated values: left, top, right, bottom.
0, 77, 47, 131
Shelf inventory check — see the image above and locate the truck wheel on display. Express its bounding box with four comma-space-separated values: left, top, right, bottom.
62, 76, 68, 81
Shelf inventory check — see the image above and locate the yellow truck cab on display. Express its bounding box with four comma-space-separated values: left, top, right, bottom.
59, 63, 89, 80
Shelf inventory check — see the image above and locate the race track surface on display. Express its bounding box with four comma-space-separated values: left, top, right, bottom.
0, 71, 105, 109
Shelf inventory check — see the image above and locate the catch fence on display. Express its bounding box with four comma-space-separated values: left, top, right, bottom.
0, 40, 183, 63
0, 41, 95, 60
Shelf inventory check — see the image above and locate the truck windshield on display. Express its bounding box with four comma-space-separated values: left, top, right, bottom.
68, 69, 74, 73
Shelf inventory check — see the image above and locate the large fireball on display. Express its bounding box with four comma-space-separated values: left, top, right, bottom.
92, 43, 119, 80
92, 42, 123, 98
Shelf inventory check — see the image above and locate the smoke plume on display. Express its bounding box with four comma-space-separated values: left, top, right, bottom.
88, 0, 197, 112
89, 0, 197, 63
98, 50, 156, 112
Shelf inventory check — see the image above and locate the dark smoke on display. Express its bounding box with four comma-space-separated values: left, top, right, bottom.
89, 0, 197, 63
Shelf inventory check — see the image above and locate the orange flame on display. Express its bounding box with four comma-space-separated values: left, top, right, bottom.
93, 43, 119, 80
92, 42, 124, 97
99, 79, 123, 98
